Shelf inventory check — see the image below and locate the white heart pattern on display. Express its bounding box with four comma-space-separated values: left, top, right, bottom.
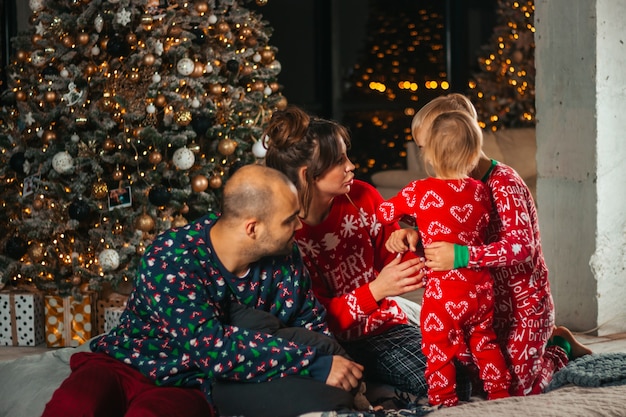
378, 201, 395, 222
423, 312, 445, 332
420, 190, 444, 210
401, 182, 418, 207
445, 300, 469, 320
450, 204, 473, 223
427, 220, 451, 236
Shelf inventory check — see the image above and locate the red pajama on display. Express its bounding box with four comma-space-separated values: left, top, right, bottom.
41, 352, 214, 417
422, 275, 510, 406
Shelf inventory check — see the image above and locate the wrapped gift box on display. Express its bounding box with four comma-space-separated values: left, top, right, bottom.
96, 293, 128, 334
104, 306, 126, 333
44, 293, 94, 347
0, 290, 45, 346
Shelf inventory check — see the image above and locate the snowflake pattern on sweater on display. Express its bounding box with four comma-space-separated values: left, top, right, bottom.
91, 212, 331, 405
295, 180, 409, 341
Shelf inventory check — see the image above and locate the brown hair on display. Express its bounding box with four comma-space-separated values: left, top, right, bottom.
421, 111, 482, 178
264, 106, 351, 218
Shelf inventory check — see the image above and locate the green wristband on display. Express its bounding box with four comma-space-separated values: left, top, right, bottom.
453, 244, 469, 269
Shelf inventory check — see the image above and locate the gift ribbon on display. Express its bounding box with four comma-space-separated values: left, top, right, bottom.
63, 296, 72, 346
9, 293, 18, 346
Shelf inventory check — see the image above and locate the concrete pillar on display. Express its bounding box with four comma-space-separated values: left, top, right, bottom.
535, 0, 626, 335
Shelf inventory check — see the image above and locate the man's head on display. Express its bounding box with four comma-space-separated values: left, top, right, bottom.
221, 164, 302, 257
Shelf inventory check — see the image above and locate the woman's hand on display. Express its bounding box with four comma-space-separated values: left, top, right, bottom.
423, 242, 455, 271
369, 254, 425, 301
385, 228, 420, 253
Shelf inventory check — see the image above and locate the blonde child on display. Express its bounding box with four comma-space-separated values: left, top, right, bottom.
378, 110, 511, 407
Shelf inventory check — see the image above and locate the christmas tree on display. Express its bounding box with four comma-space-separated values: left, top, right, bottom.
0, 0, 285, 295
342, 0, 448, 178
468, 0, 535, 131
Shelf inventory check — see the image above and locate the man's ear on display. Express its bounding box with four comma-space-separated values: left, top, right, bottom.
244, 218, 258, 239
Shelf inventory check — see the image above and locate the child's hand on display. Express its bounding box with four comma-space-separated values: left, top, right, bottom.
424, 241, 455, 271
385, 228, 420, 253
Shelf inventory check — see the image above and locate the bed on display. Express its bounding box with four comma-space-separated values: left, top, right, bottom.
2, 340, 626, 417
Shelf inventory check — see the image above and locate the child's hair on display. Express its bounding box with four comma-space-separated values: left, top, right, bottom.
263, 106, 351, 218
411, 93, 478, 143
421, 110, 483, 179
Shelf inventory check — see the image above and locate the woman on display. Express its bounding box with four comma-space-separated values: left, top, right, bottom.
263, 106, 431, 399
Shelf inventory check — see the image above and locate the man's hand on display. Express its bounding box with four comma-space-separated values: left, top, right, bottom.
423, 241, 455, 271
368, 254, 425, 301
325, 356, 364, 391
385, 228, 420, 253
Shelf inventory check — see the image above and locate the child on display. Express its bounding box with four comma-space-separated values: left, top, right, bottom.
385, 93, 592, 396
377, 110, 511, 407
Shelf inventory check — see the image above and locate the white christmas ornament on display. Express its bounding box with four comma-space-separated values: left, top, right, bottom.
172, 147, 195, 170
208, 15, 218, 24
29, 0, 44, 12
152, 73, 162, 83
252, 136, 269, 158
99, 249, 120, 272
52, 151, 74, 174
94, 15, 104, 33
177, 58, 195, 76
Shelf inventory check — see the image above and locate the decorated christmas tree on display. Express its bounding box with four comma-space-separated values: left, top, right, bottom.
468, 0, 535, 131
342, 0, 448, 178
0, 0, 285, 295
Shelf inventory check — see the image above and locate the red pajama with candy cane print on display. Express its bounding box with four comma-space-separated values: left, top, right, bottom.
378, 177, 511, 406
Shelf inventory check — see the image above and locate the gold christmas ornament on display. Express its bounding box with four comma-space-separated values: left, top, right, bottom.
16, 50, 28, 61
62, 35, 75, 48
135, 213, 156, 232
32, 34, 43, 45
103, 138, 116, 151
43, 130, 57, 143
15, 91, 27, 101
44, 90, 57, 102
155, 94, 167, 107
175, 110, 192, 126
216, 21, 230, 33
33, 198, 44, 210
112, 167, 124, 181
191, 61, 205, 78
77, 32, 90, 45
126, 33, 137, 45
217, 138, 237, 156
92, 180, 109, 199
195, 1, 209, 14
260, 48, 274, 64
28, 242, 46, 263
148, 150, 163, 164
208, 174, 223, 189
209, 84, 223, 95
172, 215, 187, 228
191, 174, 209, 192
276, 96, 288, 110
136, 242, 146, 255
245, 36, 258, 48
143, 53, 156, 66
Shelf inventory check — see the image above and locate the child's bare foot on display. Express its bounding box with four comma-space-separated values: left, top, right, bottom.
551, 326, 593, 359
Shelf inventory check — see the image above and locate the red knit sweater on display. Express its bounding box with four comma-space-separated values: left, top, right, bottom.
295, 180, 410, 341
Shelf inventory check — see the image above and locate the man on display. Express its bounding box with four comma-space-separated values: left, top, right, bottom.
42, 165, 364, 417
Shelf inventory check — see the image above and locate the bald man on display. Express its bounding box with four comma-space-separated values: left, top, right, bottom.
43, 165, 363, 417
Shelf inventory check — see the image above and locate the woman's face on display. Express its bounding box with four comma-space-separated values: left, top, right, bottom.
314, 139, 355, 197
